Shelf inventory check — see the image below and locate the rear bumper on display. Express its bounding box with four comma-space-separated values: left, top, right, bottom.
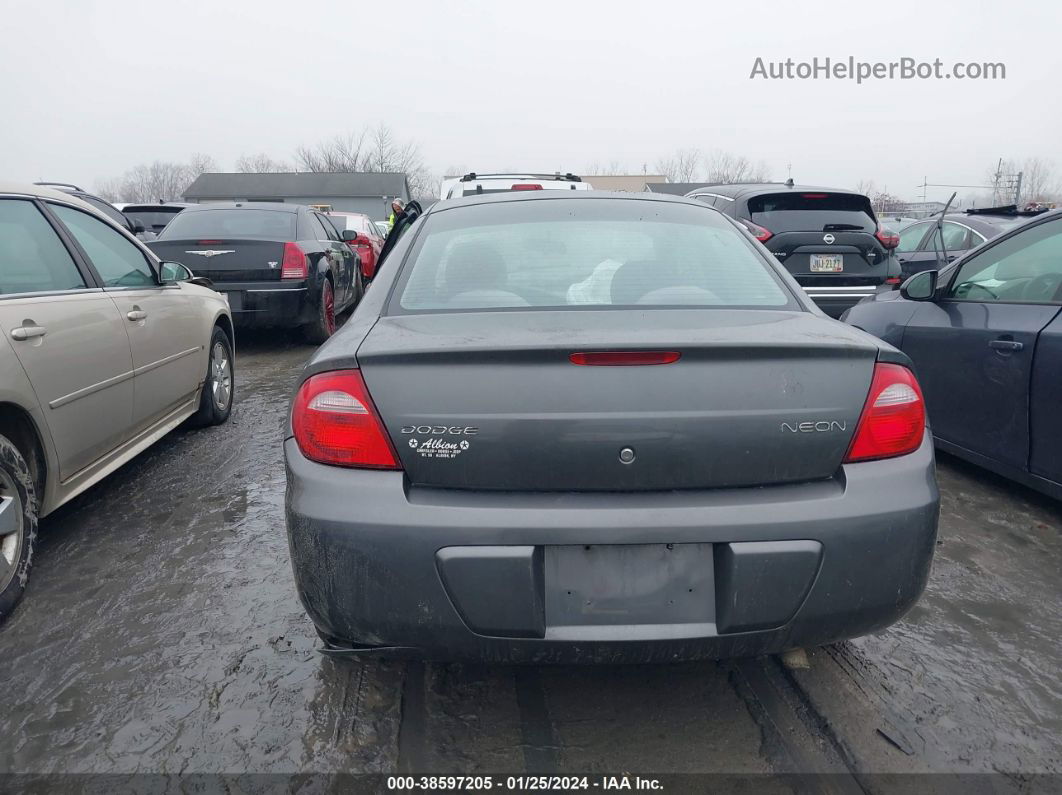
215, 280, 315, 328
284, 434, 939, 663
800, 285, 882, 317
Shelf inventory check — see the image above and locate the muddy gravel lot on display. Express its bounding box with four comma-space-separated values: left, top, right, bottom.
1, 331, 1059, 790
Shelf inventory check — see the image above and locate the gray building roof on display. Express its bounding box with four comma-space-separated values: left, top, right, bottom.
183, 172, 410, 200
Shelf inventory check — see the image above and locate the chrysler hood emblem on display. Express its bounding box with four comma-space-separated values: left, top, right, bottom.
185, 249, 235, 258
822, 234, 836, 244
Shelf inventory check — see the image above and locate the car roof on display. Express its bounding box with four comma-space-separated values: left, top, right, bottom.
123, 202, 194, 210
0, 181, 117, 217
687, 183, 867, 201
424, 189, 714, 216
180, 202, 299, 213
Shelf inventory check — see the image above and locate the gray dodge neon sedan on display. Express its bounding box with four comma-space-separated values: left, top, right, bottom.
284, 192, 940, 663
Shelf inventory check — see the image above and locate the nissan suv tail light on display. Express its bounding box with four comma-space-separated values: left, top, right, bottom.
875, 225, 900, 250
281, 242, 308, 279
292, 370, 400, 469
844, 363, 926, 463
738, 217, 773, 243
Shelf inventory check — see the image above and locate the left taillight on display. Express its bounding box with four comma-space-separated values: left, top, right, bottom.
281, 242, 308, 279
292, 370, 400, 469
738, 217, 773, 243
843, 363, 926, 463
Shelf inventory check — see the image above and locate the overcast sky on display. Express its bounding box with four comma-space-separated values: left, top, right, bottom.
2, 0, 1058, 202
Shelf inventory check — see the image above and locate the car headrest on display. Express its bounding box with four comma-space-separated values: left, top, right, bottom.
610, 259, 664, 305
994, 256, 1037, 281
444, 241, 507, 295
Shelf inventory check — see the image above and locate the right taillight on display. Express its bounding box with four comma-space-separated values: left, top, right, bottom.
292, 370, 400, 469
875, 225, 900, 250
844, 363, 926, 463
739, 218, 773, 243
281, 242, 308, 279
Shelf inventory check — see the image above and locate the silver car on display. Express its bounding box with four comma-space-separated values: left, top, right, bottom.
0, 182, 235, 620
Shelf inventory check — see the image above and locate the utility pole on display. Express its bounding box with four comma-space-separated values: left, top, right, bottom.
1014, 171, 1023, 206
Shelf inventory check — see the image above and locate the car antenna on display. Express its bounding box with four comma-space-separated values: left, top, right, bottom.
932, 191, 958, 269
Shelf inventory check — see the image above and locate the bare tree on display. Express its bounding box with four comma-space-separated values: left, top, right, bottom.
705, 151, 770, 184
855, 179, 877, 196
655, 148, 702, 183
585, 160, 627, 176
982, 157, 1060, 205
94, 178, 125, 203
295, 129, 368, 173
1019, 157, 1059, 203
294, 123, 431, 196
235, 152, 291, 173
94, 153, 219, 202
186, 153, 218, 179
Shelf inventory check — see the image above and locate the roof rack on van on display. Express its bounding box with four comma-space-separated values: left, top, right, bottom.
34, 181, 84, 192
459, 172, 582, 183
965, 204, 1048, 217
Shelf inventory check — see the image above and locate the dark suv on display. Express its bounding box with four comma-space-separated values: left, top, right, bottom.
33, 182, 155, 242
686, 182, 900, 317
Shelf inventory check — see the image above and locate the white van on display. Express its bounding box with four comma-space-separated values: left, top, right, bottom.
439, 172, 593, 200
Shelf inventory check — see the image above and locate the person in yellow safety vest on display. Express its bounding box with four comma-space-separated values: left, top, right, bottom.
387, 199, 405, 231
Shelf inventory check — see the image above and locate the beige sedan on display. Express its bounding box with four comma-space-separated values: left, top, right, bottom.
0, 183, 234, 620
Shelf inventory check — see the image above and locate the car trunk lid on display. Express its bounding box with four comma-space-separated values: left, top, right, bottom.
147, 238, 289, 282
357, 309, 878, 491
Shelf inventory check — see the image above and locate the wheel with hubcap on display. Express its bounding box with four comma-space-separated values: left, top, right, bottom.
303, 278, 337, 344
188, 326, 234, 427
0, 434, 37, 623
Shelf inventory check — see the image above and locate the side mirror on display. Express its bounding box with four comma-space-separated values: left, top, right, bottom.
340, 229, 358, 242
131, 219, 146, 234
900, 270, 938, 301
159, 260, 193, 283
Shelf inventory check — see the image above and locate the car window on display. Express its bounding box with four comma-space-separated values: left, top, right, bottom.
948, 220, 1062, 304
49, 204, 155, 288
0, 199, 87, 295
746, 192, 876, 233
896, 222, 931, 253
315, 213, 338, 241
78, 194, 130, 229
396, 199, 795, 312
124, 208, 182, 233
921, 222, 970, 252
308, 213, 331, 241
160, 209, 297, 241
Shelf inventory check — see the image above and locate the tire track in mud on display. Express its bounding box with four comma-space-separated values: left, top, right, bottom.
731, 656, 866, 792
398, 661, 429, 774
513, 667, 560, 773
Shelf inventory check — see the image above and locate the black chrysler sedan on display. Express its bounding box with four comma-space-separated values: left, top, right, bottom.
843, 210, 1062, 499
284, 191, 939, 663
149, 203, 360, 342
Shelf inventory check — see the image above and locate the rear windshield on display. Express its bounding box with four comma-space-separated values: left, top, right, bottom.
124, 209, 182, 231
747, 192, 876, 233
394, 199, 795, 312
158, 209, 296, 241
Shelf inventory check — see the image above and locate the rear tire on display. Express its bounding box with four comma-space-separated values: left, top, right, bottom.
188, 326, 234, 427
303, 277, 336, 344
0, 434, 37, 623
